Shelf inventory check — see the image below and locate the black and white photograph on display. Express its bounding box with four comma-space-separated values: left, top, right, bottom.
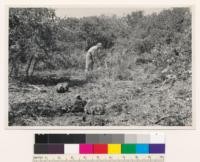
8, 7, 192, 127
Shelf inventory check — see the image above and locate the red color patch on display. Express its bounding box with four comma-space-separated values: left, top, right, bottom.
93, 144, 108, 154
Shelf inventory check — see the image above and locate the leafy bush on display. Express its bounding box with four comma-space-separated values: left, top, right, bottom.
9, 7, 191, 85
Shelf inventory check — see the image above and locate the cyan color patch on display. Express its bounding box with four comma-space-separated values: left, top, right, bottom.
136, 144, 149, 154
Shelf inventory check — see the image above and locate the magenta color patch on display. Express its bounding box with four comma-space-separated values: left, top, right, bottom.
79, 144, 93, 154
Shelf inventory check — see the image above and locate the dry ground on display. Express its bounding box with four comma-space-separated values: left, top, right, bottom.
8, 64, 192, 126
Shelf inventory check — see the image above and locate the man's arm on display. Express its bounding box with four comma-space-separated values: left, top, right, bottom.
95, 48, 102, 67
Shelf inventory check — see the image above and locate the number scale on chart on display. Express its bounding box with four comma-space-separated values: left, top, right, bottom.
33, 154, 164, 162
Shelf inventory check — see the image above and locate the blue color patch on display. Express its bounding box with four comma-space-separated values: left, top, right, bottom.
136, 144, 149, 154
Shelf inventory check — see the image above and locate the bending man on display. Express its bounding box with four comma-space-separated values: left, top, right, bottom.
85, 43, 102, 72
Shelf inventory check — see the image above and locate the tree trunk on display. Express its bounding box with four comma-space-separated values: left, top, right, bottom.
26, 56, 34, 78
9, 55, 20, 78
30, 58, 38, 76
9, 63, 14, 77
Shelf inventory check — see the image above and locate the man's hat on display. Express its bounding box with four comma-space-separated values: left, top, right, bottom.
97, 42, 102, 47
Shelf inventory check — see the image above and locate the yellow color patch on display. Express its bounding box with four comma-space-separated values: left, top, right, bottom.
108, 144, 121, 154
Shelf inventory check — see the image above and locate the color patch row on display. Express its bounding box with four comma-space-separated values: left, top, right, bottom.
34, 144, 165, 154
35, 134, 165, 144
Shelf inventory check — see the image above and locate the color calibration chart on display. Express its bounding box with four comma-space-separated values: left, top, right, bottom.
33, 133, 165, 162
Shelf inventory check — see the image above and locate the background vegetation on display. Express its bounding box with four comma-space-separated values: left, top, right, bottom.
9, 8, 192, 126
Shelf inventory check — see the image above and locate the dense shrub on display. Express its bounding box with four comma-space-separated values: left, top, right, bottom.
9, 8, 191, 82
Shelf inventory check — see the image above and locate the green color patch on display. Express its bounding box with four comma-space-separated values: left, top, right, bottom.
121, 144, 136, 154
